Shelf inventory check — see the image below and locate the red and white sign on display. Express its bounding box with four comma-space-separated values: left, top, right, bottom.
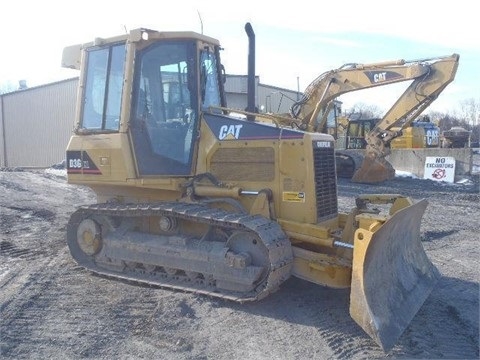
424, 157, 455, 183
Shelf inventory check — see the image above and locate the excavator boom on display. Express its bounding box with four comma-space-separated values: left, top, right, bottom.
351, 54, 460, 183
290, 59, 431, 132
285, 53, 459, 183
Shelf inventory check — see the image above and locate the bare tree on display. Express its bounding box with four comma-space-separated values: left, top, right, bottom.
345, 102, 383, 119
431, 109, 480, 147
459, 98, 479, 126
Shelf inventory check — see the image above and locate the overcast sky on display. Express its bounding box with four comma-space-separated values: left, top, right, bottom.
1, 0, 478, 114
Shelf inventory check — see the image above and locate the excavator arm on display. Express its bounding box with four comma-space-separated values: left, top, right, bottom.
351, 54, 460, 183
289, 59, 432, 132
286, 53, 459, 183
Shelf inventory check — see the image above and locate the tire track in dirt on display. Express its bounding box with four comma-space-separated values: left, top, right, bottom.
0, 240, 48, 260
253, 278, 387, 360
304, 289, 385, 359
0, 256, 67, 357
395, 278, 480, 359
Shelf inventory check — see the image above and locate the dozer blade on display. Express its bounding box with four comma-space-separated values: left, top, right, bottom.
351, 156, 396, 183
349, 199, 440, 352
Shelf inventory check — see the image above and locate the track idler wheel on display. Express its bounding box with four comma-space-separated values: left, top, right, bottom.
76, 219, 102, 256
226, 231, 270, 276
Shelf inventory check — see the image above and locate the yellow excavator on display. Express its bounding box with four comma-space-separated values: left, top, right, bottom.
330, 114, 443, 178
282, 53, 460, 182
62, 23, 442, 352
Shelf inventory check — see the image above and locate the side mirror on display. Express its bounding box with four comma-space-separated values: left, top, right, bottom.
221, 64, 226, 84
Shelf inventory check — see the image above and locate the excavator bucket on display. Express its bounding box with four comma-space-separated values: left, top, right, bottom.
351, 156, 396, 183
349, 198, 440, 352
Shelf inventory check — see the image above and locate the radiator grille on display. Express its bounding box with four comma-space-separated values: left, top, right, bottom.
313, 146, 338, 221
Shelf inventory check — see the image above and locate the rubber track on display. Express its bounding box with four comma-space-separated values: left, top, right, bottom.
67, 201, 294, 302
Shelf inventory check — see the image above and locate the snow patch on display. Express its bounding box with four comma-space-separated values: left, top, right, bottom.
44, 168, 67, 178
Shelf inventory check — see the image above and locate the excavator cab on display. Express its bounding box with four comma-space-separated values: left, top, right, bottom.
346, 119, 376, 149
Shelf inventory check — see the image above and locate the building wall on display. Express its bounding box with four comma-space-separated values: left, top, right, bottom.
224, 74, 255, 94
224, 74, 301, 114
257, 85, 301, 114
0, 79, 77, 167
225, 93, 249, 111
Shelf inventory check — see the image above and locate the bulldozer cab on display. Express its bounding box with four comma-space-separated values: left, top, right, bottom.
74, 30, 224, 176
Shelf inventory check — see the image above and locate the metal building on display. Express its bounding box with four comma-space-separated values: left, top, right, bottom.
224, 74, 301, 114
0, 79, 78, 167
0, 75, 300, 168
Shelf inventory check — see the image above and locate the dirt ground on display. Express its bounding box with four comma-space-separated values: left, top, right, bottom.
1, 156, 479, 360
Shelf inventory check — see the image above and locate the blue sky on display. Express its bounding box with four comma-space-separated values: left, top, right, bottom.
1, 0, 478, 115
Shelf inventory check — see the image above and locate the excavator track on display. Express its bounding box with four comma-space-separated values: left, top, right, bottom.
67, 201, 294, 302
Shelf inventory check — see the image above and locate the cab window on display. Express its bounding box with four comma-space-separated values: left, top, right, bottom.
200, 49, 221, 111
81, 43, 126, 131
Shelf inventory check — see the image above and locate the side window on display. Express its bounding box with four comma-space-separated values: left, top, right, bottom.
160, 62, 191, 122
200, 50, 221, 110
81, 43, 126, 131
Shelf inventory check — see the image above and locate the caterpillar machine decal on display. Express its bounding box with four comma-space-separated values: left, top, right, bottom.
62, 23, 444, 352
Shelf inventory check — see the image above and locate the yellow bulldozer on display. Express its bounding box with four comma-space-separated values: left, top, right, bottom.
62, 23, 442, 352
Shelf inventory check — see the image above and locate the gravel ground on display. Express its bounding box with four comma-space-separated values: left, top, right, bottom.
0, 155, 478, 360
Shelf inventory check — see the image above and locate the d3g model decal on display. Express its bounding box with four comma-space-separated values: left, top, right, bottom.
204, 113, 304, 141
66, 151, 102, 175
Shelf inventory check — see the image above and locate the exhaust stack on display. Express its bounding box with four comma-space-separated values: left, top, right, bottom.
245, 22, 256, 120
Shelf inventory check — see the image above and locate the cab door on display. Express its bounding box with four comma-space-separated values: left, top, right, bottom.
129, 40, 199, 176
